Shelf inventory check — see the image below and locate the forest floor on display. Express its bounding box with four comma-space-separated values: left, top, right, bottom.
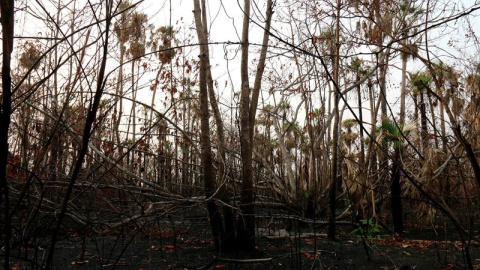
8, 214, 480, 270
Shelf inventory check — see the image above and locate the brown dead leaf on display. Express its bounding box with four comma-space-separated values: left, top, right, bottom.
70, 260, 89, 265
150, 245, 160, 251
303, 253, 315, 260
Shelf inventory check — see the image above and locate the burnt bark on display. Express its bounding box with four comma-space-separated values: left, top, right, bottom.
237, 0, 274, 251
193, 0, 225, 251
0, 1, 15, 268
238, 0, 255, 250
390, 148, 404, 233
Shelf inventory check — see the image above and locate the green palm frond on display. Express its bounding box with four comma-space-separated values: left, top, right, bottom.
409, 72, 432, 92
378, 119, 411, 147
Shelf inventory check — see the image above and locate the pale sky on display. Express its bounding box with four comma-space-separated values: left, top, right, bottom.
11, 0, 480, 131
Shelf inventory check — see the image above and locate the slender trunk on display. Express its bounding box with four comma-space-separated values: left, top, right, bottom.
148, 60, 166, 141
391, 148, 404, 233
357, 72, 367, 216
390, 34, 408, 234
374, 1, 390, 211
413, 91, 420, 150
131, 60, 136, 151
439, 98, 448, 195
440, 102, 447, 152
115, 39, 126, 166
181, 85, 190, 195
420, 91, 428, 153
357, 73, 365, 165
21, 77, 31, 181
375, 0, 387, 121
202, 16, 236, 248
193, 0, 224, 250
328, 0, 341, 240
49, 1, 61, 183
237, 0, 274, 251
238, 0, 255, 251
0, 1, 14, 268
427, 92, 439, 148
365, 78, 382, 216
400, 44, 407, 125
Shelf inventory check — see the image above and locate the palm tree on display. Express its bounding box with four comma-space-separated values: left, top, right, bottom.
377, 118, 413, 233
410, 71, 432, 155
113, 0, 131, 166
126, 11, 147, 154
397, 0, 423, 125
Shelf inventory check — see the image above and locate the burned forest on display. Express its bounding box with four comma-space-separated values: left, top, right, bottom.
2, 0, 480, 269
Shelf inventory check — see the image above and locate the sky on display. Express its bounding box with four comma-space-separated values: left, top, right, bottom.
11, 0, 480, 132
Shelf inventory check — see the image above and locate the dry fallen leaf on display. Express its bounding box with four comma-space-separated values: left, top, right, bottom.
70, 260, 89, 265
303, 253, 315, 260
150, 245, 160, 251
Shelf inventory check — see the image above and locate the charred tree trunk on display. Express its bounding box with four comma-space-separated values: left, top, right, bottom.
420, 91, 428, 153
390, 148, 404, 233
238, 0, 274, 251
193, 0, 224, 251
238, 0, 255, 251
0, 1, 15, 268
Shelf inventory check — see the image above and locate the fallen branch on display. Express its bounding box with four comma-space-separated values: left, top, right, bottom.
216, 257, 273, 263
195, 256, 272, 270
263, 232, 328, 240
255, 214, 356, 225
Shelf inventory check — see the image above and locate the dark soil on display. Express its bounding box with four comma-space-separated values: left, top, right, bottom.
7, 215, 480, 269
